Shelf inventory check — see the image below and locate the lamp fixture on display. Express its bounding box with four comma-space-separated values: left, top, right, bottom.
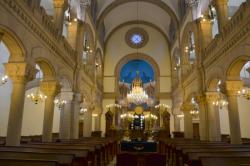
54, 99, 67, 110
127, 72, 149, 105
238, 88, 250, 100
0, 74, 8, 85
26, 88, 47, 104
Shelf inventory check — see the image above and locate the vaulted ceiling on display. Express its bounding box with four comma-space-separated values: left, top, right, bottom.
96, 0, 181, 43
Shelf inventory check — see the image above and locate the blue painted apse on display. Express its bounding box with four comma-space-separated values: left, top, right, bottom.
120, 59, 154, 84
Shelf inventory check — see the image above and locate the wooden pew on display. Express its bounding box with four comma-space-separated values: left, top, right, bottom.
184, 151, 250, 166
0, 146, 90, 166
200, 156, 250, 166
22, 144, 98, 166
0, 159, 58, 166
0, 151, 74, 166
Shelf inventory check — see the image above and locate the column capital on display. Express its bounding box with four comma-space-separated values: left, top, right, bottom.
4, 62, 36, 83
214, 0, 228, 5
60, 91, 74, 101
205, 92, 220, 103
226, 80, 243, 96
40, 80, 60, 97
181, 102, 194, 112
53, 0, 68, 8
196, 94, 206, 104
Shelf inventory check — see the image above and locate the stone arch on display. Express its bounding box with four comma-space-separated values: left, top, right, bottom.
114, 53, 160, 94
0, 26, 26, 62
35, 58, 56, 80
226, 55, 250, 79
206, 67, 225, 92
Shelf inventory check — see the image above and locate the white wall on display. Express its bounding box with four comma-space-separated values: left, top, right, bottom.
219, 106, 230, 135
238, 97, 250, 138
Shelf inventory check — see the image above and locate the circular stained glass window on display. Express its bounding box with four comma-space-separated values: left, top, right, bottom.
131, 34, 143, 45
125, 28, 148, 48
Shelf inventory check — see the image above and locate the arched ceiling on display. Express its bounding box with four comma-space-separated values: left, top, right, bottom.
96, 0, 180, 43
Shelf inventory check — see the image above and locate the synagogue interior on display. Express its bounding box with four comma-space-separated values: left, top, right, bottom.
1, 0, 250, 165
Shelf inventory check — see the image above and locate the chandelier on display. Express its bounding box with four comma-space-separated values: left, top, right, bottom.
1, 74, 8, 85
26, 88, 47, 104
127, 74, 148, 105
54, 99, 67, 110
238, 88, 250, 100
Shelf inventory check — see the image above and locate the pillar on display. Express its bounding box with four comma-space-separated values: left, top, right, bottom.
214, 0, 229, 34
197, 17, 213, 50
226, 80, 243, 144
174, 115, 181, 132
94, 115, 101, 131
5, 63, 35, 146
197, 95, 208, 141
182, 103, 194, 139
53, 0, 68, 35
40, 80, 60, 142
206, 92, 221, 141
70, 93, 82, 139
59, 91, 73, 139
83, 105, 93, 137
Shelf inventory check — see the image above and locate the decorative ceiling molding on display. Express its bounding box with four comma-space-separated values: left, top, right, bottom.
96, 0, 179, 30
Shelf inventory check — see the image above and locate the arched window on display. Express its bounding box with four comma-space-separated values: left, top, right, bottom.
209, 5, 219, 38
82, 32, 93, 64
185, 31, 196, 65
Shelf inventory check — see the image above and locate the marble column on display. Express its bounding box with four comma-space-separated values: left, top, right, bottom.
59, 91, 73, 139
226, 80, 243, 144
182, 103, 194, 139
214, 0, 229, 33
53, 0, 68, 35
197, 95, 208, 141
206, 92, 221, 141
5, 63, 35, 146
40, 80, 60, 142
83, 106, 93, 137
70, 93, 82, 139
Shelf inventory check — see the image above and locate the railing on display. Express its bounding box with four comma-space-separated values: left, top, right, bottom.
2, 0, 76, 64
205, 0, 250, 61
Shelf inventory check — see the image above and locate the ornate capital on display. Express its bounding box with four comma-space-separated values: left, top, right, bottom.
205, 92, 220, 103
53, 0, 67, 8
60, 91, 74, 101
40, 80, 60, 97
214, 0, 228, 5
181, 102, 194, 112
226, 80, 243, 96
4, 62, 36, 84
